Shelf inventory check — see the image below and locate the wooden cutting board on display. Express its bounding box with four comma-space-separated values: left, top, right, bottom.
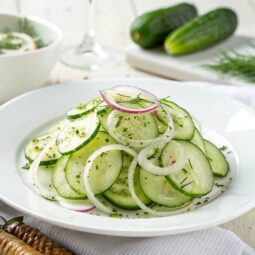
126, 35, 255, 87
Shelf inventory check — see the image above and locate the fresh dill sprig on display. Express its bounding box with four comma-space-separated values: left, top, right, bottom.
18, 18, 46, 48
203, 51, 255, 84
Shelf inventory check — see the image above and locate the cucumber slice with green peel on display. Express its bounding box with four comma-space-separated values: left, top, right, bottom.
65, 131, 122, 196
204, 140, 230, 177
114, 111, 159, 140
97, 106, 111, 130
139, 149, 191, 208
99, 102, 159, 141
158, 100, 195, 140
161, 140, 214, 197
103, 152, 151, 210
154, 114, 168, 134
98, 102, 160, 141
191, 128, 206, 154
35, 165, 56, 201
67, 97, 102, 120
25, 134, 62, 165
57, 111, 100, 155
139, 168, 192, 207
52, 156, 85, 199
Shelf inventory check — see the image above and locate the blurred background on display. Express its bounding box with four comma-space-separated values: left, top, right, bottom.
1, 0, 255, 46
1, 0, 255, 83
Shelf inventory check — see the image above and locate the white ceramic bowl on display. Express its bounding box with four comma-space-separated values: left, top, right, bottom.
0, 13, 62, 102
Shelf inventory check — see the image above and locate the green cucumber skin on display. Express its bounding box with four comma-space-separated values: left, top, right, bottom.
65, 131, 122, 196
159, 99, 195, 140
58, 123, 101, 155
139, 168, 192, 208
204, 139, 230, 178
164, 8, 238, 56
130, 3, 198, 49
103, 153, 151, 210
162, 140, 214, 197
52, 156, 86, 200
66, 108, 94, 120
25, 155, 58, 166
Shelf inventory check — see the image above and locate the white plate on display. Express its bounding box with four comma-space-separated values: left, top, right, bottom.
0, 79, 255, 237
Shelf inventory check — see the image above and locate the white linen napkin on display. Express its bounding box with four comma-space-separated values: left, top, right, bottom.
1, 82, 255, 255
0, 205, 254, 255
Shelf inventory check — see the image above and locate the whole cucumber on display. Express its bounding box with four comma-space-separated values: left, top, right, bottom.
164, 8, 238, 56
130, 3, 198, 49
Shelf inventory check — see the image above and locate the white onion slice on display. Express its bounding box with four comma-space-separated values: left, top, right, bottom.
128, 157, 190, 216
100, 85, 159, 114
0, 32, 36, 55
107, 105, 174, 148
83, 144, 137, 214
29, 139, 57, 197
58, 198, 95, 213
137, 140, 187, 176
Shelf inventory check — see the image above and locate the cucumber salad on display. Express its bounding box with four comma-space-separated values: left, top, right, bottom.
0, 19, 45, 55
23, 85, 232, 217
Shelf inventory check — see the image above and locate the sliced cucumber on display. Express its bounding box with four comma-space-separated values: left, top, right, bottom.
57, 111, 100, 155
98, 102, 159, 141
191, 128, 206, 154
35, 165, 56, 201
97, 106, 111, 130
139, 149, 191, 208
65, 131, 122, 195
52, 156, 85, 199
158, 100, 195, 140
25, 134, 61, 165
139, 168, 191, 207
204, 140, 229, 177
161, 140, 214, 197
115, 112, 158, 140
154, 114, 168, 134
103, 152, 151, 210
67, 97, 102, 120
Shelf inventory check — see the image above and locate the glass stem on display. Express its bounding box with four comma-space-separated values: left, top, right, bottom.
77, 0, 99, 54
87, 0, 95, 37
15, 0, 21, 14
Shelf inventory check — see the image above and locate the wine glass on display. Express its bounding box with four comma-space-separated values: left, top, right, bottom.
60, 0, 122, 71
15, 0, 21, 14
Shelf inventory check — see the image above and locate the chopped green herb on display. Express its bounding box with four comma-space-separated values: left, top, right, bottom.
180, 177, 188, 185
115, 115, 123, 128
110, 213, 123, 218
219, 145, 227, 151
18, 18, 46, 48
182, 169, 188, 174
215, 183, 224, 188
181, 181, 193, 189
22, 162, 30, 170
207, 156, 213, 161
188, 159, 193, 169
116, 93, 131, 98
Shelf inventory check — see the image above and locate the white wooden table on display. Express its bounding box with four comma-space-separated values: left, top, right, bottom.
1, 0, 255, 248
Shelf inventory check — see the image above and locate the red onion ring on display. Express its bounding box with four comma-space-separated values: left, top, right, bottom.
76, 207, 96, 213
58, 198, 96, 213
100, 85, 159, 114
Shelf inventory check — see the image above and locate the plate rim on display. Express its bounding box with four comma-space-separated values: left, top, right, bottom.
1, 78, 255, 237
